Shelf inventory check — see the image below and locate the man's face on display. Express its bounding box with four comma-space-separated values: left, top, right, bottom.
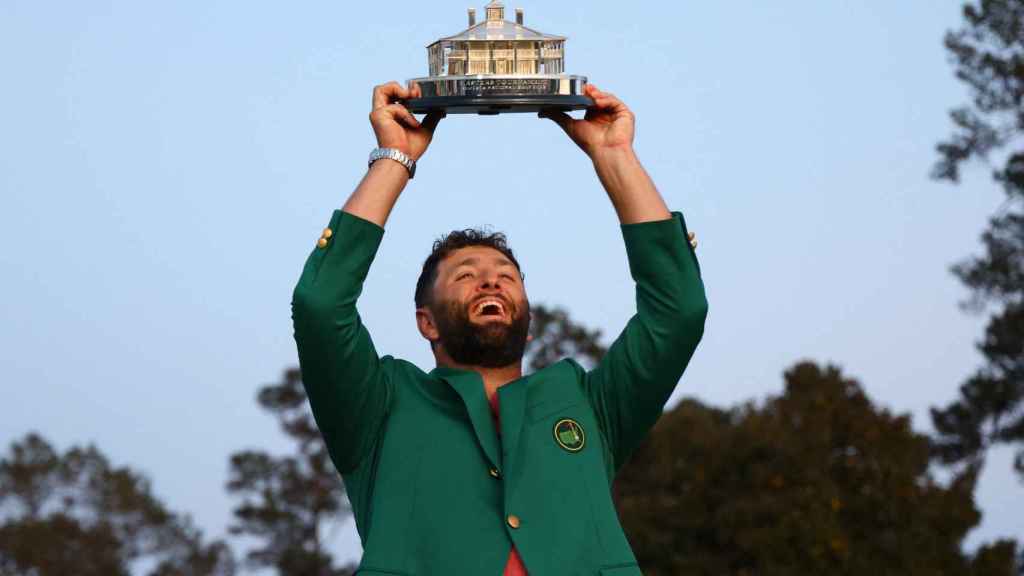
425, 245, 530, 368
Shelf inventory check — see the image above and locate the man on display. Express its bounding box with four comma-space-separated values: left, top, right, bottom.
292, 81, 707, 576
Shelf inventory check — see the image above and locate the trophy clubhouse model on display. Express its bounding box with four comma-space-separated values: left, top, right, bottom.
404, 1, 593, 115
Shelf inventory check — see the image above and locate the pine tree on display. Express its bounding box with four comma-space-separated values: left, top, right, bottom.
930, 0, 1024, 480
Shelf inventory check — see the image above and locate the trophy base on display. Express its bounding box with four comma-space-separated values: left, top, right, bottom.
405, 94, 592, 115
404, 74, 592, 115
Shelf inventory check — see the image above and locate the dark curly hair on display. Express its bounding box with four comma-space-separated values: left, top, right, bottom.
415, 229, 522, 308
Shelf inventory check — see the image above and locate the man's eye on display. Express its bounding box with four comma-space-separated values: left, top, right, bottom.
456, 272, 473, 280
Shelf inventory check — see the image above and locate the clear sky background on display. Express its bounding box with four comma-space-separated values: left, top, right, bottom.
1, 0, 1020, 564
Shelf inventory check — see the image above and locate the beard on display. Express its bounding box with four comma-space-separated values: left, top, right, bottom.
432, 296, 530, 368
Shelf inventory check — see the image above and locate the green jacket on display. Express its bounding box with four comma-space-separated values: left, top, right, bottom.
292, 210, 707, 576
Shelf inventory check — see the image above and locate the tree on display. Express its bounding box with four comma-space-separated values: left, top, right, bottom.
931, 0, 1024, 480
526, 304, 607, 371
226, 367, 355, 575
614, 361, 1019, 575
0, 433, 234, 576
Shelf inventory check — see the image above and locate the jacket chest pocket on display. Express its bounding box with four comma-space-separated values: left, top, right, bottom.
527, 400, 605, 461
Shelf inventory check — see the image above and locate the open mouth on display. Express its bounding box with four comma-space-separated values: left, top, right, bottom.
472, 298, 508, 320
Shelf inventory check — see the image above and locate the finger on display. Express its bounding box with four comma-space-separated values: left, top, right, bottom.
586, 84, 618, 106
591, 91, 630, 116
372, 81, 411, 110
585, 84, 609, 101
410, 81, 422, 99
387, 103, 421, 128
590, 91, 618, 107
538, 109, 575, 137
420, 110, 445, 133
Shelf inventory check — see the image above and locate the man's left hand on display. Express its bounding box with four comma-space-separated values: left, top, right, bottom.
538, 84, 634, 159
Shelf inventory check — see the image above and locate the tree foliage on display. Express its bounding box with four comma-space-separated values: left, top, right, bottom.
226, 367, 355, 576
0, 433, 234, 576
615, 362, 1018, 575
930, 0, 1024, 480
526, 304, 607, 371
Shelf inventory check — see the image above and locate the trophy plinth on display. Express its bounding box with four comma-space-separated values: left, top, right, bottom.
407, 74, 589, 115
404, 2, 593, 115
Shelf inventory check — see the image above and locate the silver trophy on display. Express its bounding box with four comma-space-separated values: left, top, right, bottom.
404, 1, 592, 115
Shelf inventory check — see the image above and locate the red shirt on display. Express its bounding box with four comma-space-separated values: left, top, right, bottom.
488, 392, 529, 576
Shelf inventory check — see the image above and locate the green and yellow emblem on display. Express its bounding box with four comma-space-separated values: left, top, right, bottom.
553, 418, 586, 452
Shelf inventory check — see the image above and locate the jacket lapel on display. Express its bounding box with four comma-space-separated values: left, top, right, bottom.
431, 367, 502, 472
498, 377, 528, 468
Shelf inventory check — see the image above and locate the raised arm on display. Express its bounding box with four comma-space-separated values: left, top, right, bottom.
343, 81, 445, 226
541, 85, 708, 470
292, 82, 444, 473
539, 84, 670, 225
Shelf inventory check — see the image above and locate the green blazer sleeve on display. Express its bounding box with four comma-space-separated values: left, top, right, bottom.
291, 210, 392, 473
583, 211, 708, 471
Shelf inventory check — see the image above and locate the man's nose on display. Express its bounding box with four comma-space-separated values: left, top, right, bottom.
478, 270, 502, 290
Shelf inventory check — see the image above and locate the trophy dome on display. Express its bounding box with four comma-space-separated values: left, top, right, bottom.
425, 3, 567, 77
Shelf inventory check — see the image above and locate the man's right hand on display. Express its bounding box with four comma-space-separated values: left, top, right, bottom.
370, 81, 444, 162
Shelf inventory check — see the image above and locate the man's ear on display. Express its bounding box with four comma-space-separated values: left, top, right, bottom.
416, 306, 440, 343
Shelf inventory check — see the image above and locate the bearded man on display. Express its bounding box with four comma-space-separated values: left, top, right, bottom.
291, 81, 708, 576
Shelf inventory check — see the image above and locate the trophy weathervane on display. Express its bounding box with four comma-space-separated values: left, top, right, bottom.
404, 1, 592, 115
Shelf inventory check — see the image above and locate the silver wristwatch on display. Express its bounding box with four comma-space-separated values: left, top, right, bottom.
368, 147, 416, 179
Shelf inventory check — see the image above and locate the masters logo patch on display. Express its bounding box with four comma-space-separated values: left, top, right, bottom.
553, 418, 585, 452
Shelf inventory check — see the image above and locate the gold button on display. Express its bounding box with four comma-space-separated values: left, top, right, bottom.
317, 238, 328, 248
506, 514, 520, 529
322, 228, 333, 239
489, 467, 500, 478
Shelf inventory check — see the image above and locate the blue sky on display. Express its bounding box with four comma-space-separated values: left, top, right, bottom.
1, 0, 1019, 563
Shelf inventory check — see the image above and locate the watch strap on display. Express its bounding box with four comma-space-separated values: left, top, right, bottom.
368, 147, 416, 179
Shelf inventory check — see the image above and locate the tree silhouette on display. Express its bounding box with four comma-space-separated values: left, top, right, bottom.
615, 362, 1019, 575
0, 433, 234, 576
526, 304, 607, 371
226, 367, 355, 575
930, 0, 1024, 481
